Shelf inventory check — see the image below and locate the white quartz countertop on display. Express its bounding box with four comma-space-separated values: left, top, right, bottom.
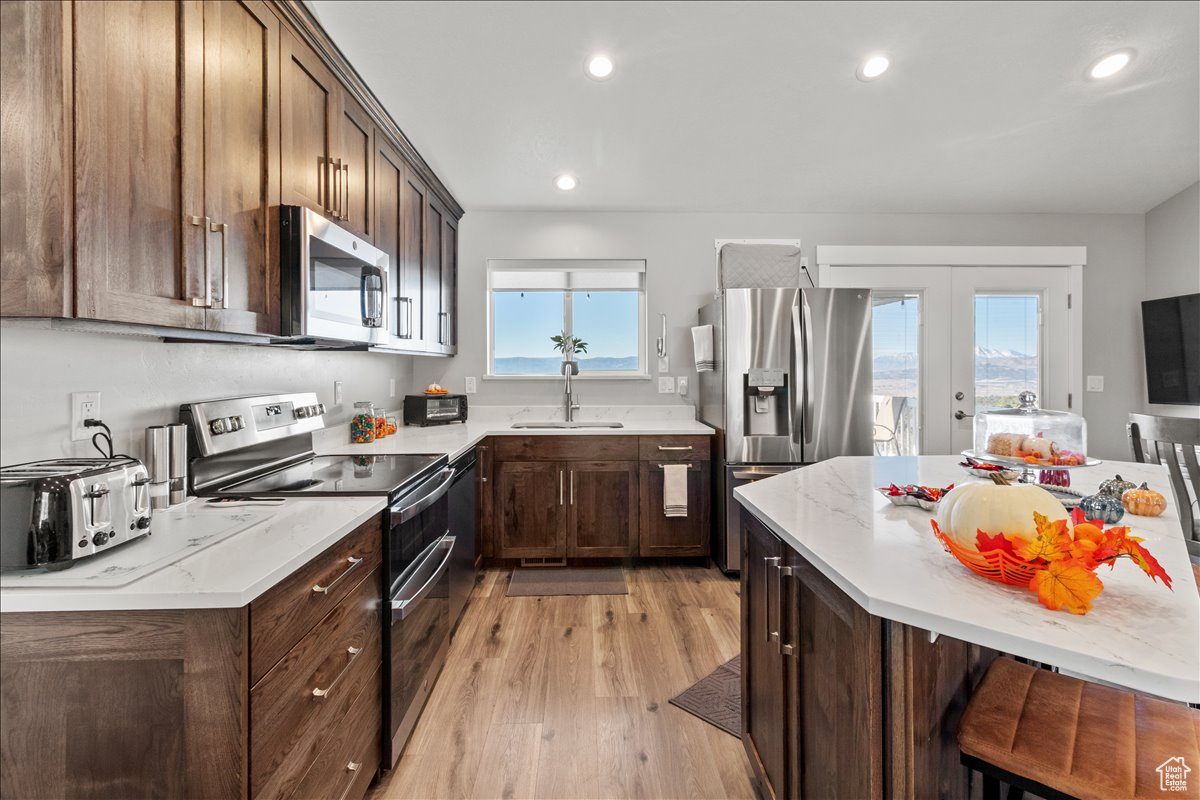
0, 495, 385, 613
735, 455, 1200, 703
314, 405, 713, 461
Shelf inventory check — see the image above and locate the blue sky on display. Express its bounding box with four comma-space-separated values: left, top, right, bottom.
494, 291, 639, 359
873, 294, 1039, 356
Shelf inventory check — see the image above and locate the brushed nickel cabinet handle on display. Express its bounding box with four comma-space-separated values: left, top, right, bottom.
336, 762, 363, 800
764, 556, 781, 644
209, 221, 229, 309
312, 555, 363, 594
188, 215, 211, 307
559, 469, 564, 506
776, 563, 794, 656
657, 445, 693, 451
311, 645, 363, 698
569, 470, 574, 505
332, 157, 344, 219
342, 161, 350, 223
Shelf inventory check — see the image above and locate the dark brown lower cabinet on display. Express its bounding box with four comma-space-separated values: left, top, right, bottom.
741, 509, 996, 800
567, 461, 639, 557
495, 460, 566, 558
639, 461, 711, 556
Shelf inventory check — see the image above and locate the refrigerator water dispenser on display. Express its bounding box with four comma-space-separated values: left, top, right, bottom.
743, 369, 789, 436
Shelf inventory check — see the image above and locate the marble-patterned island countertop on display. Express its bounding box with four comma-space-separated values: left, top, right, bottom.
0, 495, 385, 613
735, 455, 1200, 703
314, 404, 713, 460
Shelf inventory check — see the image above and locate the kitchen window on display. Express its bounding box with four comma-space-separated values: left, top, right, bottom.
487, 259, 647, 378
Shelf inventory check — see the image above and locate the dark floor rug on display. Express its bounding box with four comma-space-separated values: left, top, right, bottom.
669, 655, 742, 738
506, 566, 628, 597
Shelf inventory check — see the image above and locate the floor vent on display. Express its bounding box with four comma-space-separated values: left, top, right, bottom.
519, 557, 567, 568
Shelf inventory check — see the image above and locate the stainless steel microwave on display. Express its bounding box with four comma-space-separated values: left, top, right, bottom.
278, 205, 390, 346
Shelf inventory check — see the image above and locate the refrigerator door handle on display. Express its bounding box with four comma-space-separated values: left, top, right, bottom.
790, 300, 804, 446
800, 292, 815, 443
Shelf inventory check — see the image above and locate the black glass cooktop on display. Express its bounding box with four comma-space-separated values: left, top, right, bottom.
215, 453, 445, 499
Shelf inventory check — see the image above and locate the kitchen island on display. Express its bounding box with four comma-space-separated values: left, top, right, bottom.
735, 455, 1199, 800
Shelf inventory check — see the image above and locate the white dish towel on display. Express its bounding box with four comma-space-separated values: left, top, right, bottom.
663, 464, 689, 518
692, 325, 714, 372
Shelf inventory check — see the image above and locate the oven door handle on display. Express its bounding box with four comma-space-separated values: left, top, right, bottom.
390, 467, 455, 523
390, 534, 454, 621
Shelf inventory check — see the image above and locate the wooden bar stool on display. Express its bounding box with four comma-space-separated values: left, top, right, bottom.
958, 657, 1200, 800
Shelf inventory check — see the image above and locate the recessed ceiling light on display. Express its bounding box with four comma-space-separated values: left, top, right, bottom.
585, 54, 614, 81
554, 174, 578, 191
856, 54, 890, 82
1089, 49, 1133, 79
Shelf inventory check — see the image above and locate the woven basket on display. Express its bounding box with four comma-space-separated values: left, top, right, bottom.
931, 523, 1038, 587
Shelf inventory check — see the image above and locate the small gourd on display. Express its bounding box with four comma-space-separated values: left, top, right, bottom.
1078, 493, 1125, 524
1121, 483, 1167, 517
1098, 474, 1137, 498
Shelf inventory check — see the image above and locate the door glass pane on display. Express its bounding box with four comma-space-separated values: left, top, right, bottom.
570, 290, 641, 373
492, 291, 565, 375
975, 294, 1039, 411
872, 293, 920, 456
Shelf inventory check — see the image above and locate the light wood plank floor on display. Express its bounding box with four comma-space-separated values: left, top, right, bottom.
370, 564, 755, 800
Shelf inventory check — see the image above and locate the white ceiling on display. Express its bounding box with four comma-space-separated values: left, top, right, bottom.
310, 1, 1199, 214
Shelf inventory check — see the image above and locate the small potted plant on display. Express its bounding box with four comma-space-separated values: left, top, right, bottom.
551, 330, 587, 374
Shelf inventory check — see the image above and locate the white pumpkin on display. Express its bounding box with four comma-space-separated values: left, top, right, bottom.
935, 481, 1068, 550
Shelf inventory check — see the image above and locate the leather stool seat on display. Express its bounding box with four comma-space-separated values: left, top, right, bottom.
958, 657, 1199, 800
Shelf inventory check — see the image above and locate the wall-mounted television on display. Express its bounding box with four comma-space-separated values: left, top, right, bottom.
1141, 292, 1200, 405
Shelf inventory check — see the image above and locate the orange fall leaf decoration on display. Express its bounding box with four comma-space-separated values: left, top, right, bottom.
1029, 560, 1104, 615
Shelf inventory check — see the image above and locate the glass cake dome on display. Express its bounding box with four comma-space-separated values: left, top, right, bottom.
972, 391, 1087, 467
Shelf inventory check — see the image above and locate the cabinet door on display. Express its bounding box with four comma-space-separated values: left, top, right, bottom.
638, 462, 711, 556
400, 168, 428, 344
422, 197, 444, 348
787, 553, 884, 800
741, 512, 787, 800
202, 0, 279, 335
335, 90, 372, 241
374, 139, 411, 341
73, 0, 205, 328
495, 461, 565, 559
440, 213, 457, 352
280, 28, 335, 216
0, 0, 72, 318
567, 461, 638, 557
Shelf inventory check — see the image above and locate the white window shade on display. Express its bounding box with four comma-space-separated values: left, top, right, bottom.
489, 259, 645, 291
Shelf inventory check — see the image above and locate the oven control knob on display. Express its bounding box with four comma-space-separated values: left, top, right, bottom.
295, 406, 311, 419
210, 418, 227, 435
136, 516, 152, 530
316, 403, 326, 415
229, 415, 245, 431
92, 531, 110, 546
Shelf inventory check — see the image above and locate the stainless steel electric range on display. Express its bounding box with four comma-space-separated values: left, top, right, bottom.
180, 391, 459, 767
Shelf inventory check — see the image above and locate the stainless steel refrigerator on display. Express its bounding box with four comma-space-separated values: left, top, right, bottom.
698, 288, 874, 572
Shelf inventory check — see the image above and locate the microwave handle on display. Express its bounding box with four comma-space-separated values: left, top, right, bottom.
361, 266, 384, 328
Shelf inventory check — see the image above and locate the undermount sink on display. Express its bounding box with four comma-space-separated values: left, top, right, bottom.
510, 421, 625, 429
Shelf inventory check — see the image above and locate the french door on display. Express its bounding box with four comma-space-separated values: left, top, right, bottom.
822, 265, 1074, 455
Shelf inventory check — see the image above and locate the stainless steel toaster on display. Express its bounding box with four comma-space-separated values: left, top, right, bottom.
0, 457, 153, 571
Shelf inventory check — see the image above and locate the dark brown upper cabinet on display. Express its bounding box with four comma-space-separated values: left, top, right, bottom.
422, 197, 444, 347
201, 0, 281, 335
72, 0, 206, 328
336, 91, 373, 242
400, 167, 429, 346
0, 0, 73, 318
281, 27, 337, 219
440, 212, 458, 352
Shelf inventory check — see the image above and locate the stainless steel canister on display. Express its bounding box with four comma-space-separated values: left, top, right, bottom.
146, 425, 170, 510
168, 423, 188, 506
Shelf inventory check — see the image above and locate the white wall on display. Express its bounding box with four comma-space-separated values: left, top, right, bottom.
1142, 181, 1200, 419
416, 210, 1146, 460
0, 321, 414, 465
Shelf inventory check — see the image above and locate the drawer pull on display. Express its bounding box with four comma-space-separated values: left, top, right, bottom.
312, 646, 363, 698
312, 556, 364, 595
657, 445, 693, 451
336, 762, 363, 800
655, 463, 701, 471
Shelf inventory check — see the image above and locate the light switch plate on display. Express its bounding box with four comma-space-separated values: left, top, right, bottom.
1086, 375, 1104, 392
677, 377, 689, 395
657, 356, 670, 373
388, 378, 396, 398
333, 381, 343, 405
465, 376, 478, 394
658, 377, 676, 394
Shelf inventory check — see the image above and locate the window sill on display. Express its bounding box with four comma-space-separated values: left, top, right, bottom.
483, 373, 652, 381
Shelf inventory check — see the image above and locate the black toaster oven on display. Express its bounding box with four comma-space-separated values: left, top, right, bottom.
402, 394, 468, 426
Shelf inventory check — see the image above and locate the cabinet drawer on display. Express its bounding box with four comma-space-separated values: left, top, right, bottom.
251, 566, 382, 800
493, 435, 638, 461
290, 665, 381, 800
250, 516, 382, 683
639, 436, 711, 461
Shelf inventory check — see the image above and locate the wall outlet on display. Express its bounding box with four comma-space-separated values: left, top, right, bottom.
71, 391, 101, 441
465, 376, 478, 394
1086, 375, 1104, 392
333, 381, 344, 405
388, 378, 396, 398
657, 356, 670, 373
677, 377, 689, 395
658, 377, 676, 394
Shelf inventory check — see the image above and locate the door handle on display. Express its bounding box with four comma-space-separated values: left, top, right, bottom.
329, 157, 342, 219
569, 470, 574, 505
775, 563, 794, 656
764, 556, 781, 643
342, 161, 350, 222
188, 215, 211, 307
311, 645, 363, 698
954, 410, 973, 420
800, 293, 815, 441
657, 445, 693, 451
559, 468, 564, 505
209, 221, 229, 309
312, 556, 364, 594
397, 296, 413, 339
